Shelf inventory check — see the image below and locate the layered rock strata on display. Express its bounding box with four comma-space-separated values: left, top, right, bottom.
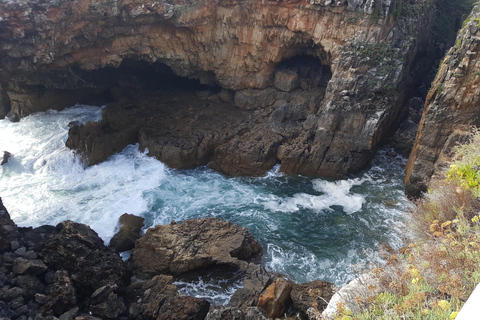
405, 5, 480, 198
0, 0, 434, 178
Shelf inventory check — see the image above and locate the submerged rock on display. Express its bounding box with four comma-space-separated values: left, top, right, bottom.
1, 151, 11, 165
131, 218, 263, 277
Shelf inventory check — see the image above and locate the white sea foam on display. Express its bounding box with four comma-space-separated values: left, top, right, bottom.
0, 105, 409, 296
260, 177, 365, 214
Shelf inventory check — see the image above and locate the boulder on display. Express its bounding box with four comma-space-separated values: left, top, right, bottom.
274, 69, 299, 92
41, 221, 129, 296
131, 218, 263, 276
257, 278, 293, 318
290, 280, 335, 319
126, 275, 179, 319
12, 258, 48, 275
108, 213, 145, 252
89, 285, 126, 319
156, 295, 210, 320
228, 264, 273, 308
206, 306, 268, 320
0, 197, 19, 253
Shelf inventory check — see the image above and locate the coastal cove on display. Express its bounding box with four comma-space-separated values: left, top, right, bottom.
0, 105, 408, 298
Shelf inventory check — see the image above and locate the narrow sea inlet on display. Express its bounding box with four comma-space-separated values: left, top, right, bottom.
0, 105, 408, 301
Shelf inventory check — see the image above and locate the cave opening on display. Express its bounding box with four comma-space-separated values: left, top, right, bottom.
73, 59, 221, 103
273, 54, 332, 92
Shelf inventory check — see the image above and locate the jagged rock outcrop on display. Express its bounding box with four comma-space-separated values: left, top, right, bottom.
0, 199, 275, 319
131, 218, 263, 277
405, 5, 480, 198
0, 0, 434, 179
0, 197, 19, 253
41, 220, 130, 296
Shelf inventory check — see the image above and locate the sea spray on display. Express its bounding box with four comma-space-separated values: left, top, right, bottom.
0, 105, 409, 301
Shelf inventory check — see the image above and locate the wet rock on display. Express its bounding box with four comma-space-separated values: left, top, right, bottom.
13, 258, 48, 275
257, 278, 293, 318
41, 221, 128, 296
108, 213, 144, 253
206, 306, 268, 320
0, 197, 19, 253
1, 151, 11, 165
131, 218, 262, 277
228, 264, 273, 308
290, 280, 335, 319
209, 125, 283, 177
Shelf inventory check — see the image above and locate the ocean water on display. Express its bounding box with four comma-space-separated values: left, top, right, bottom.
0, 105, 409, 303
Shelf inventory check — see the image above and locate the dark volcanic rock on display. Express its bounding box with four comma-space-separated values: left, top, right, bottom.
19, 225, 58, 253
0, 197, 19, 253
131, 218, 263, 277
41, 270, 77, 316
109, 213, 145, 253
41, 221, 129, 296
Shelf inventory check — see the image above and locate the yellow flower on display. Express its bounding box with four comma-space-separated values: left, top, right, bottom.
441, 221, 452, 229
408, 266, 420, 278
438, 300, 451, 311
450, 311, 458, 319
412, 277, 420, 284
423, 309, 429, 315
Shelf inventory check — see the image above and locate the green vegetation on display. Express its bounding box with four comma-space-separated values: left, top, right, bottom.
331, 130, 480, 319
371, 1, 382, 24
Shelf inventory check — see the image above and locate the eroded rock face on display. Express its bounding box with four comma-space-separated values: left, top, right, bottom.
405, 5, 480, 198
131, 218, 263, 277
0, 0, 434, 179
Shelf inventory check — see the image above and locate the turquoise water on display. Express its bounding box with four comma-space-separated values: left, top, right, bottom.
0, 105, 408, 298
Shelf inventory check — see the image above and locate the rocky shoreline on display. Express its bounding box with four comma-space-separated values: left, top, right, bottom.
0, 197, 335, 320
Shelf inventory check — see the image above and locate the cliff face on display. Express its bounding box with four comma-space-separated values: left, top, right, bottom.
405, 5, 480, 198
0, 0, 434, 177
